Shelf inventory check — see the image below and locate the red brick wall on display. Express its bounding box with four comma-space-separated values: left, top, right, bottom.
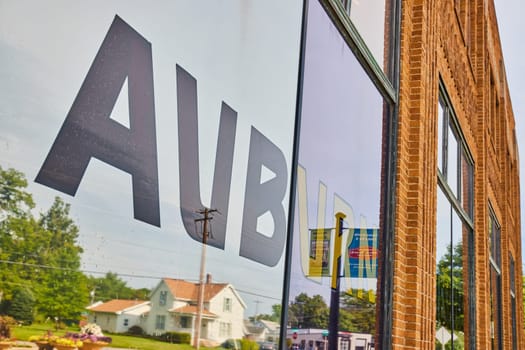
392, 0, 523, 349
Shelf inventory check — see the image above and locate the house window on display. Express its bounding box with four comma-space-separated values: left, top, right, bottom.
489, 212, 502, 350
155, 315, 166, 330
124, 319, 129, 327
436, 87, 475, 350
219, 322, 232, 337
180, 316, 190, 328
223, 297, 232, 312
159, 291, 167, 306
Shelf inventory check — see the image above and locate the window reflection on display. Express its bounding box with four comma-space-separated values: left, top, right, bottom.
343, 0, 387, 72
461, 150, 473, 217
435, 89, 473, 350
288, 1, 384, 347
436, 188, 466, 350
447, 126, 459, 197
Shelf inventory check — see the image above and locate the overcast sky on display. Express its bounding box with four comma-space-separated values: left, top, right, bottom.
494, 0, 525, 267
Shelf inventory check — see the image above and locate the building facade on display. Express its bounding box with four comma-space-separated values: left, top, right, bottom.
145, 278, 246, 344
391, 0, 523, 348
86, 299, 151, 334
0, 1, 522, 350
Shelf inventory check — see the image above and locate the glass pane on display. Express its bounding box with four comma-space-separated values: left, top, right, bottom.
448, 125, 459, 198
461, 150, 473, 218
437, 98, 445, 174
0, 1, 303, 344
489, 215, 501, 267
436, 188, 451, 335
287, 0, 383, 346
346, 0, 387, 73
490, 266, 502, 350
451, 209, 465, 349
436, 188, 468, 349
510, 255, 516, 293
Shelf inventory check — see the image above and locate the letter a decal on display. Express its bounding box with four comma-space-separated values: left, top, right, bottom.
35, 15, 161, 227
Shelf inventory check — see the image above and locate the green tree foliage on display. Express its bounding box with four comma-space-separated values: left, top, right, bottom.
339, 290, 376, 334
0, 166, 88, 321
35, 197, 88, 320
288, 293, 329, 329
436, 243, 464, 332
87, 272, 140, 302
0, 166, 34, 217
7, 286, 35, 324
0, 166, 39, 303
252, 303, 282, 322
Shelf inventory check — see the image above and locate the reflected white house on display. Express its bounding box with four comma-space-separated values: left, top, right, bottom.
86, 275, 246, 345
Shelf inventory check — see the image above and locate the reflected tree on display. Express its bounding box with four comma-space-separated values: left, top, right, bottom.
436, 243, 464, 332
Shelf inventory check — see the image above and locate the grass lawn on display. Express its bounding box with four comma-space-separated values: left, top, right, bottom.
11, 323, 221, 350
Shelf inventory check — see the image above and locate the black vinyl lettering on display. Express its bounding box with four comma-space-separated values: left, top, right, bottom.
176, 65, 237, 249
240, 127, 288, 266
35, 15, 160, 227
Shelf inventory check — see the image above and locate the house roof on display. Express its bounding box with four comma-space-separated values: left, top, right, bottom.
163, 278, 228, 302
169, 305, 218, 318
258, 319, 280, 331
243, 320, 265, 335
86, 299, 150, 314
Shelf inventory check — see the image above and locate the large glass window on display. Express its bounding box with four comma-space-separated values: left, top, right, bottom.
287, 0, 387, 348
0, 1, 303, 347
489, 212, 502, 350
435, 88, 474, 350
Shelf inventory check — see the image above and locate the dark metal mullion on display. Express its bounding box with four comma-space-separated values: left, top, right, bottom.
279, 1, 309, 348
378, 0, 402, 348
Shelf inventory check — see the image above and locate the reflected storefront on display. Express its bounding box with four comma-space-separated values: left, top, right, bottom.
285, 1, 394, 350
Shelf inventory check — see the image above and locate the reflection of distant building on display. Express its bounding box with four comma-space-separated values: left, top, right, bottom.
145, 276, 246, 345
287, 329, 373, 350
86, 275, 246, 345
86, 299, 150, 333
244, 319, 280, 342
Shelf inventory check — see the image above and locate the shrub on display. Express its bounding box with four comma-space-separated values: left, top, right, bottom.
127, 325, 144, 336
240, 338, 259, 350
161, 331, 191, 344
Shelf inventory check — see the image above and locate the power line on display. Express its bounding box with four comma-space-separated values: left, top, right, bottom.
0, 259, 281, 301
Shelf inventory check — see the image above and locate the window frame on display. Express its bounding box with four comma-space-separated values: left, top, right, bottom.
436, 84, 476, 350
155, 315, 166, 330
159, 290, 168, 306
223, 297, 232, 312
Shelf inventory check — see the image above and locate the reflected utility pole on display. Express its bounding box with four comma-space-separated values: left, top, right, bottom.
328, 212, 346, 350
193, 208, 217, 350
